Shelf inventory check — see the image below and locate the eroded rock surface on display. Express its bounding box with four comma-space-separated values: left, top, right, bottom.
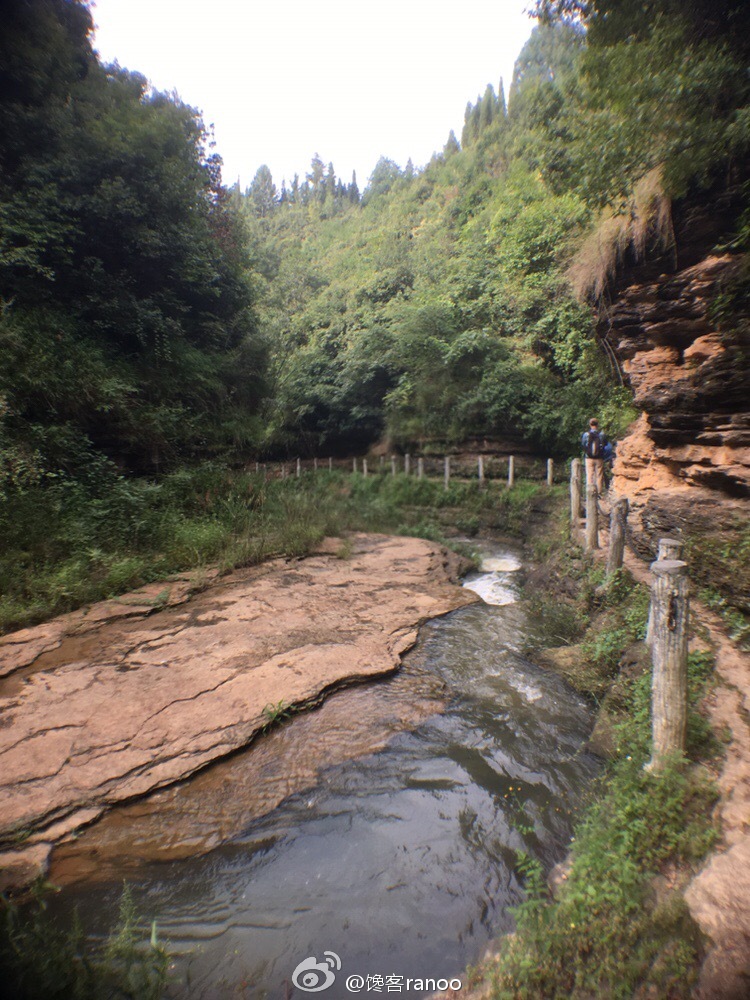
607, 253, 749, 507
0, 533, 476, 890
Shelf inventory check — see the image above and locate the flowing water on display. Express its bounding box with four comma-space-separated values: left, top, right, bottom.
46, 541, 599, 998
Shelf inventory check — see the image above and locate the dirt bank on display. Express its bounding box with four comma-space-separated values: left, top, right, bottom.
0, 533, 476, 892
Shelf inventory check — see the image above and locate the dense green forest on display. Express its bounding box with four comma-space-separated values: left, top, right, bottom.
1, 0, 749, 629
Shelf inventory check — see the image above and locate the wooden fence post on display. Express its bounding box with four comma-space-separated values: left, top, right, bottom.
255, 461, 259, 474
313, 457, 318, 472
328, 457, 333, 472
570, 458, 583, 526
646, 538, 684, 644
404, 453, 411, 476
281, 463, 287, 480
444, 456, 450, 490
507, 455, 515, 488
391, 455, 397, 477
363, 458, 368, 478
478, 455, 485, 489
296, 458, 301, 478
585, 484, 599, 550
606, 497, 629, 576
547, 458, 554, 486
647, 558, 689, 770
418, 457, 424, 479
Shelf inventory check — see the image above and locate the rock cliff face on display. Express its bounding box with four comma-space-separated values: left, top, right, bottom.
603, 249, 749, 560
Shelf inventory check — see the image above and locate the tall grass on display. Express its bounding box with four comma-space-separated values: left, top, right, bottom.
0, 883, 169, 1000
0, 465, 544, 634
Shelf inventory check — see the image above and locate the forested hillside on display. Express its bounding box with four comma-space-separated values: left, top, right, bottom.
1, 0, 748, 631
241, 0, 749, 457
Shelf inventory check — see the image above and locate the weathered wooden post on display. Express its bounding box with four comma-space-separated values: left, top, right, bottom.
296, 457, 301, 478
255, 461, 259, 474
328, 457, 333, 472
606, 497, 629, 576
478, 455, 485, 489
585, 484, 599, 550
313, 457, 318, 472
418, 457, 424, 479
547, 458, 554, 486
362, 458, 368, 478
391, 455, 397, 477
507, 455, 515, 488
281, 463, 287, 480
570, 458, 583, 526
352, 457, 358, 474
444, 456, 451, 490
404, 453, 411, 476
646, 538, 684, 645
647, 558, 689, 770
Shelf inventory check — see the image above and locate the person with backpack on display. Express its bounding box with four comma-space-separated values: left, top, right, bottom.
581, 418, 607, 496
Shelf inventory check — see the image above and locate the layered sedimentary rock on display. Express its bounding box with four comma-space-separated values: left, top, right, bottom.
604, 252, 749, 558
0, 534, 475, 890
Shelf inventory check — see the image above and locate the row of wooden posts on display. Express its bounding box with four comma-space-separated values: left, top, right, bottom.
253, 454, 557, 488
569, 457, 689, 771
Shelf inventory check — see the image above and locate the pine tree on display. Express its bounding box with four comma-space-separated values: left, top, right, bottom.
461, 101, 473, 146
325, 162, 337, 201
249, 164, 277, 217
469, 101, 481, 141
349, 170, 360, 203
307, 153, 325, 201
498, 77, 508, 118
480, 83, 496, 130
443, 130, 460, 156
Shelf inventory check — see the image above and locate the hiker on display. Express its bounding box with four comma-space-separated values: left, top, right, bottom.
581, 418, 607, 496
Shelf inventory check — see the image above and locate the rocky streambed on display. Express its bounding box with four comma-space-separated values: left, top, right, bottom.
0, 534, 475, 891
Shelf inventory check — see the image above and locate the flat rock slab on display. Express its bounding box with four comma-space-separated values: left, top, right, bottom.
0, 534, 476, 890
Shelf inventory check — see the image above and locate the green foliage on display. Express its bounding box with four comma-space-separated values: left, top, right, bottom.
241, 25, 637, 459
261, 700, 292, 731
531, 1, 750, 207
0, 465, 543, 634
0, 882, 169, 1000
685, 517, 750, 649
0, 0, 267, 479
483, 515, 721, 998
488, 575, 719, 999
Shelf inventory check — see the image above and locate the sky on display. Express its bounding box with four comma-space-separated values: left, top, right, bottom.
90, 1, 536, 192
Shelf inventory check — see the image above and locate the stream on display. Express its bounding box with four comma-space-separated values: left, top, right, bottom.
45, 540, 600, 998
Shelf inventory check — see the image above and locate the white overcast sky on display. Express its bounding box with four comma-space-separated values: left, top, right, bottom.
90, 1, 536, 191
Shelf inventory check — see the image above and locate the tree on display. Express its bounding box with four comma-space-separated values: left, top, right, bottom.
249, 164, 277, 217
498, 78, 508, 118
349, 170, 360, 203
0, 0, 266, 473
363, 157, 403, 202
461, 101, 473, 146
443, 130, 460, 157
307, 153, 326, 202
479, 83, 496, 130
